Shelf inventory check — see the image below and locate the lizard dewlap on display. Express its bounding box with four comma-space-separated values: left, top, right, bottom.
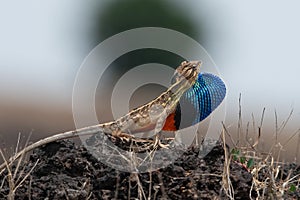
163, 72, 226, 131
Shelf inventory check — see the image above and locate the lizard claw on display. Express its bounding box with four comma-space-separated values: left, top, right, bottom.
154, 134, 169, 149
158, 140, 169, 149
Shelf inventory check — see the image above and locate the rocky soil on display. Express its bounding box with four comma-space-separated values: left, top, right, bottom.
0, 139, 299, 199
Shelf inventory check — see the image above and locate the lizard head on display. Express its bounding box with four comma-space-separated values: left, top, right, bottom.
171, 60, 201, 85
162, 60, 202, 111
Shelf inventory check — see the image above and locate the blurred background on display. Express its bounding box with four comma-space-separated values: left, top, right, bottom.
1, 0, 300, 161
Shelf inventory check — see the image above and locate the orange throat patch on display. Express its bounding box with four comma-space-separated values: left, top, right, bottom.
162, 112, 177, 131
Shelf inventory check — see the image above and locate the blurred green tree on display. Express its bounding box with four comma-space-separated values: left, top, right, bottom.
92, 0, 202, 68
95, 0, 198, 42
90, 0, 206, 120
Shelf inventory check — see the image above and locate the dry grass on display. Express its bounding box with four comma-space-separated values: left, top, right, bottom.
221, 128, 234, 200
0, 133, 39, 200
220, 95, 300, 199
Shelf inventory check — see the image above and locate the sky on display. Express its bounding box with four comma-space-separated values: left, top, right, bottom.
0, 0, 300, 132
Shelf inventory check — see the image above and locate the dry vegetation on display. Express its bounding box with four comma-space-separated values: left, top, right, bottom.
221, 95, 300, 199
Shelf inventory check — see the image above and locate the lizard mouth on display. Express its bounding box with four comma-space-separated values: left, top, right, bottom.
189, 60, 201, 73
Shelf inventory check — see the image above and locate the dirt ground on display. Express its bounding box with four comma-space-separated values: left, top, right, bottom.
1, 139, 299, 199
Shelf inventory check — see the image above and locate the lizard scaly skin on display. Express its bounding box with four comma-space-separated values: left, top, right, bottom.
98, 60, 201, 136
88, 60, 202, 150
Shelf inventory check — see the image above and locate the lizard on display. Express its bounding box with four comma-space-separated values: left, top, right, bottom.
0, 60, 202, 172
